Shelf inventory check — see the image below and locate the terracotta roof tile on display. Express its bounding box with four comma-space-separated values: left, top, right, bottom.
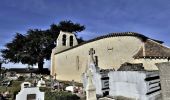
133, 39, 170, 59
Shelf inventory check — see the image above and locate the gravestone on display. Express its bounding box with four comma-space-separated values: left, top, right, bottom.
156, 62, 170, 100
16, 82, 44, 100
21, 82, 31, 89
37, 78, 46, 87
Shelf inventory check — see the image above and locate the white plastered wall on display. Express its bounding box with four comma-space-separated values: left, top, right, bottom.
52, 36, 143, 82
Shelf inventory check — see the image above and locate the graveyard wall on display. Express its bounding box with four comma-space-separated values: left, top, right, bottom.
52, 36, 168, 82
134, 59, 169, 70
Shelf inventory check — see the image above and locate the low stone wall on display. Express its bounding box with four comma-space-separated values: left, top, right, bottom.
156, 62, 170, 100
108, 71, 161, 100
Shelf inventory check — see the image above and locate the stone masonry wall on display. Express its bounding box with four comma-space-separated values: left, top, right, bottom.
156, 62, 170, 100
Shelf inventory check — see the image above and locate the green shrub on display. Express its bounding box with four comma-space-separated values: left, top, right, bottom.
10, 81, 21, 99
0, 80, 22, 100
12, 89, 20, 100
45, 91, 80, 100
39, 87, 51, 92
17, 76, 25, 81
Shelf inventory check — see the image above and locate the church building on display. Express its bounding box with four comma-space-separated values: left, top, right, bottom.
51, 31, 170, 82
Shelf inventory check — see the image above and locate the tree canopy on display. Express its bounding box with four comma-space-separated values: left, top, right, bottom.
49, 20, 85, 43
1, 20, 85, 73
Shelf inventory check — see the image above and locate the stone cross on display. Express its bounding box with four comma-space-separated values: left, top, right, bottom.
50, 75, 53, 91
89, 48, 95, 56
54, 73, 57, 80
89, 48, 95, 64
72, 80, 75, 86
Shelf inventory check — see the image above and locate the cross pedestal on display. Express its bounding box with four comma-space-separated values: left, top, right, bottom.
86, 70, 97, 100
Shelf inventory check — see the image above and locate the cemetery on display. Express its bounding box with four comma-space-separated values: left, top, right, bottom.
16, 82, 44, 100
0, 71, 84, 100
0, 41, 170, 100
0, 48, 170, 100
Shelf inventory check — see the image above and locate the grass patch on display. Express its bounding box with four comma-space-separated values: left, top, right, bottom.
0, 80, 22, 100
45, 91, 80, 100
0, 81, 22, 93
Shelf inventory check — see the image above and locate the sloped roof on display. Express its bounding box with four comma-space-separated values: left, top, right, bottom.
55, 32, 163, 55
117, 62, 145, 71
133, 39, 170, 59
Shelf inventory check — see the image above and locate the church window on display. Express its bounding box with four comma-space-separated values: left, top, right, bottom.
62, 34, 66, 46
70, 36, 73, 46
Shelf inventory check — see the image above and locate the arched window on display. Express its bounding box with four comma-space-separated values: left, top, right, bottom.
70, 36, 73, 46
62, 34, 66, 46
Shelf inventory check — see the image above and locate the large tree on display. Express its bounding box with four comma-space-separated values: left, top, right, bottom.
1, 20, 85, 73
0, 57, 6, 76
1, 33, 27, 64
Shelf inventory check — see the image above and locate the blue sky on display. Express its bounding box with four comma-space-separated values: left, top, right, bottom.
0, 0, 170, 68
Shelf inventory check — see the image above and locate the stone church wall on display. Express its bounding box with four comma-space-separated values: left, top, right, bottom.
53, 36, 141, 82
52, 36, 168, 82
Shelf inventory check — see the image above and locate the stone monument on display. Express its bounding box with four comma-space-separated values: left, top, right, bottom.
37, 78, 46, 87
156, 62, 170, 100
86, 69, 97, 100
83, 48, 110, 96
16, 82, 44, 100
21, 82, 31, 90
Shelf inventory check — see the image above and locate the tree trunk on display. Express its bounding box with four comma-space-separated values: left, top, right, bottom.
38, 60, 44, 73
0, 63, 2, 76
